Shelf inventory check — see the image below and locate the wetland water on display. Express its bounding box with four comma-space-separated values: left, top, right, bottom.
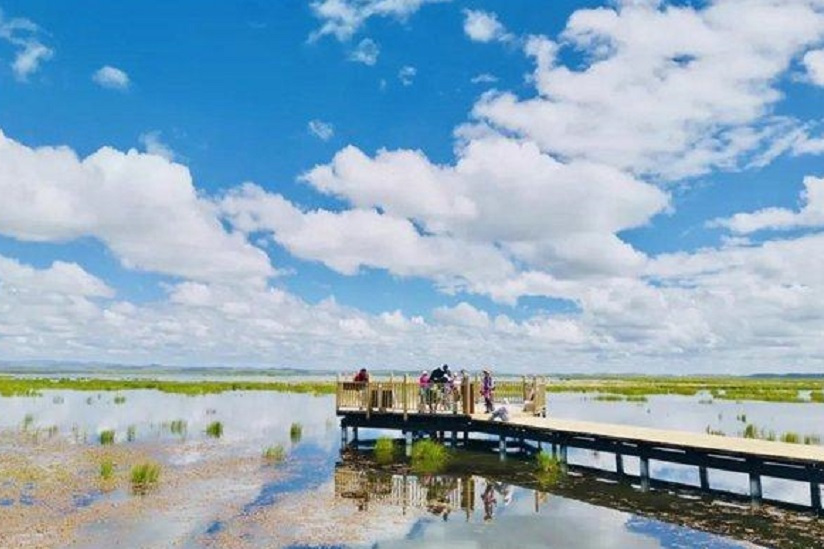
2, 387, 824, 548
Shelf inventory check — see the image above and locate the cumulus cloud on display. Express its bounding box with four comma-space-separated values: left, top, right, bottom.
712, 175, 824, 233
348, 38, 380, 65
433, 302, 490, 328
138, 131, 176, 161
0, 130, 273, 284
473, 1, 824, 179
0, 10, 53, 80
462, 9, 511, 43
803, 49, 824, 87
309, 0, 450, 41
92, 65, 130, 90
308, 119, 335, 141
398, 65, 416, 86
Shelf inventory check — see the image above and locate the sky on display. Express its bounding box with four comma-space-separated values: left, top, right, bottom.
1, 0, 824, 374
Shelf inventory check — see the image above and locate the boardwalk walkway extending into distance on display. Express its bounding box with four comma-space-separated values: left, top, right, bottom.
335, 376, 824, 513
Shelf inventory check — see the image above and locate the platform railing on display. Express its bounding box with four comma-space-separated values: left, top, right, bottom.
336, 374, 547, 418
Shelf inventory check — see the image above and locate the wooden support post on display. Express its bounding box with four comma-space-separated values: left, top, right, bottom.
519, 435, 525, 454
640, 454, 650, 492
551, 443, 558, 459
451, 431, 458, 447
699, 465, 709, 491
615, 452, 624, 476
809, 465, 822, 515
748, 460, 762, 506
463, 431, 469, 445
341, 426, 347, 446
559, 443, 568, 472
352, 426, 359, 443
405, 431, 412, 457
403, 374, 409, 421
499, 435, 506, 461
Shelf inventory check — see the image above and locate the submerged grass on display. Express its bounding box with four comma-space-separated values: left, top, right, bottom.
206, 421, 223, 439
535, 450, 563, 487
410, 439, 449, 474
169, 420, 187, 437
113, 395, 126, 404
130, 462, 161, 495
374, 437, 396, 465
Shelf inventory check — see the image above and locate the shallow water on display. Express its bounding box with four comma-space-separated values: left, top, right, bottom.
2, 388, 823, 547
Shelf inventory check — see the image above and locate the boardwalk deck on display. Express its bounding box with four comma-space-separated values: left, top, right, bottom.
335, 377, 824, 513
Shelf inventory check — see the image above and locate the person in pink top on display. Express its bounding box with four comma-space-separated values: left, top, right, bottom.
418, 370, 430, 412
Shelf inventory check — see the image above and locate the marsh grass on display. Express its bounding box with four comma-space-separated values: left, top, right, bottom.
374, 437, 396, 465
113, 395, 126, 405
127, 425, 137, 442
805, 435, 822, 445
535, 450, 562, 487
410, 440, 449, 473
100, 458, 115, 481
781, 432, 801, 444
99, 430, 116, 445
263, 444, 287, 463
289, 422, 303, 443
206, 421, 223, 439
21, 413, 34, 431
130, 462, 161, 495
705, 426, 725, 436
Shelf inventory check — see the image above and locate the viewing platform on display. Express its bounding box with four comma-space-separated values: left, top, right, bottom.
335, 376, 824, 514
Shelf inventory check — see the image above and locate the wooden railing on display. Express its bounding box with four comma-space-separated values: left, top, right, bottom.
335, 375, 547, 417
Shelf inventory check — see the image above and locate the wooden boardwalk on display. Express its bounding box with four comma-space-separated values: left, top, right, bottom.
336, 377, 824, 513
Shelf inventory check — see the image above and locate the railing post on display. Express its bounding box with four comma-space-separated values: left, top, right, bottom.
522, 375, 527, 401
335, 373, 341, 411
699, 464, 709, 491
403, 374, 409, 421
365, 382, 371, 420
809, 465, 822, 515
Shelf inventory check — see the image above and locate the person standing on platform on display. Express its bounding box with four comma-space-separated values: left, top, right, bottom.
481, 368, 495, 413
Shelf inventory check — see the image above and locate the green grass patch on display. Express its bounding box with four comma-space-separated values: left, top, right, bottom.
410, 439, 449, 474
99, 429, 115, 445
100, 458, 115, 481
113, 395, 126, 404
206, 421, 223, 439
289, 422, 303, 443
780, 432, 801, 444
130, 462, 161, 495
374, 437, 396, 465
263, 444, 287, 463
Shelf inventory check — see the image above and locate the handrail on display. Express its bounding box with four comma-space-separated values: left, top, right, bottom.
335, 375, 547, 417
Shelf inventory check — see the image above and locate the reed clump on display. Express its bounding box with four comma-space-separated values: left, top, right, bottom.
206, 421, 223, 439
99, 429, 116, 445
169, 420, 187, 437
535, 450, 563, 487
410, 439, 449, 473
113, 395, 126, 404
130, 462, 161, 495
289, 422, 303, 443
374, 437, 396, 465
99, 458, 115, 481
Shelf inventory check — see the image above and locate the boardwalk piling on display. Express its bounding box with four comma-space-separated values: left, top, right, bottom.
640, 453, 650, 492
615, 452, 624, 476
699, 465, 710, 491
499, 435, 506, 461
748, 460, 762, 506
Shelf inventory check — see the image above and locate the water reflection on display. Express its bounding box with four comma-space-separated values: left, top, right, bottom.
335, 446, 824, 548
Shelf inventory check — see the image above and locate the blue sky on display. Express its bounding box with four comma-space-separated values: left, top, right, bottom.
1, 0, 824, 373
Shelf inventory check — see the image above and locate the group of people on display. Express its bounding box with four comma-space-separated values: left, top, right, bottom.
351, 365, 498, 414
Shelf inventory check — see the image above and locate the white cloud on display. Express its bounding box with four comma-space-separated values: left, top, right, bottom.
471, 73, 498, 84
310, 0, 450, 41
138, 131, 176, 161
473, 1, 824, 179
92, 65, 130, 90
803, 49, 824, 86
398, 65, 416, 86
433, 302, 489, 328
0, 10, 53, 80
462, 9, 510, 43
301, 136, 667, 281
308, 119, 335, 141
0, 130, 273, 284
348, 38, 380, 65
712, 175, 824, 234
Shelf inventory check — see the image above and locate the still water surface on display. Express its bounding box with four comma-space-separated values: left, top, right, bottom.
3, 389, 824, 547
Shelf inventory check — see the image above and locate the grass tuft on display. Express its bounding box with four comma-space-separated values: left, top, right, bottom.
130, 462, 161, 495
169, 420, 187, 437
289, 422, 303, 443
100, 458, 115, 481
410, 439, 449, 473
113, 395, 126, 405
206, 421, 223, 439
99, 429, 116, 445
263, 444, 287, 463
374, 437, 396, 465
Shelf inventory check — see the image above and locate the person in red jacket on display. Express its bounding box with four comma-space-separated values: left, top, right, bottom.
353, 368, 369, 383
